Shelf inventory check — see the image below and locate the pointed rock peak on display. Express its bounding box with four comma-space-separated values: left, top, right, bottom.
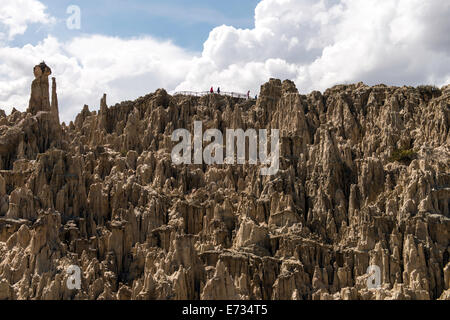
260, 78, 282, 98
282, 79, 299, 94
153, 88, 170, 107
51, 77, 60, 124
33, 61, 52, 79
28, 62, 53, 115
100, 93, 108, 112
155, 88, 168, 96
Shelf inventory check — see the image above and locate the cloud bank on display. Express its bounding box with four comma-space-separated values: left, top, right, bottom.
176, 0, 450, 93
0, 0, 55, 41
0, 35, 194, 122
0, 0, 449, 122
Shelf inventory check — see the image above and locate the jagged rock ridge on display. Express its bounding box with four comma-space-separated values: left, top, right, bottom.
0, 66, 449, 300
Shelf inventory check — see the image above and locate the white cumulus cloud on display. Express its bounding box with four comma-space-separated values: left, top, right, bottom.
176, 0, 450, 94
0, 35, 195, 122
0, 0, 55, 41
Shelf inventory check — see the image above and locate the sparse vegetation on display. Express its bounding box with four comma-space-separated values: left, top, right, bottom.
417, 85, 441, 96
389, 148, 417, 164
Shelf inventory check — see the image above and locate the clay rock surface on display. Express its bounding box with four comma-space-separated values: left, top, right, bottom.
0, 68, 449, 300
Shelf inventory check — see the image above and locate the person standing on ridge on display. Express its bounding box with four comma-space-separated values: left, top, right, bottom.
210, 87, 214, 94
247, 90, 250, 99
217, 87, 221, 94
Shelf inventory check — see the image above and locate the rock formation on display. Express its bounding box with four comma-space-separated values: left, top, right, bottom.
0, 67, 448, 300
28, 62, 52, 115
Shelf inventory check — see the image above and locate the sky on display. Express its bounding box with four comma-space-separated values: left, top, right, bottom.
0, 0, 449, 123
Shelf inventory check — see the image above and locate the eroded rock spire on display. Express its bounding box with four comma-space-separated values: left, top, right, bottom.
28, 61, 52, 114
27, 62, 60, 125
51, 77, 60, 124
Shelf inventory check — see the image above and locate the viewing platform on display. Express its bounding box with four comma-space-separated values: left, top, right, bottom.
173, 91, 251, 99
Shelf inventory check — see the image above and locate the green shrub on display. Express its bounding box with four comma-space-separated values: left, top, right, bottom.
417, 85, 441, 96
389, 148, 417, 164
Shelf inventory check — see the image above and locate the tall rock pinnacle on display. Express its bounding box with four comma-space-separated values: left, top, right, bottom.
28, 62, 52, 114
51, 77, 60, 124
27, 62, 60, 125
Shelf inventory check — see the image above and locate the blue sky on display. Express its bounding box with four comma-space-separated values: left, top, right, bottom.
12, 0, 260, 51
